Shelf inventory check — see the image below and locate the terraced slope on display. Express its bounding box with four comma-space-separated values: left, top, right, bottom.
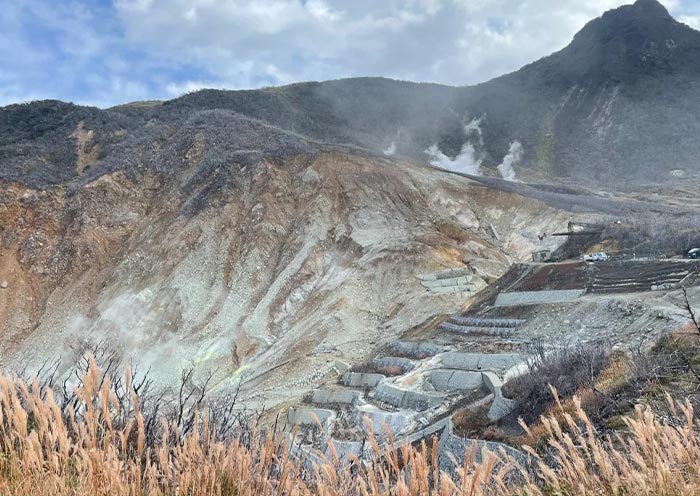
588, 260, 700, 293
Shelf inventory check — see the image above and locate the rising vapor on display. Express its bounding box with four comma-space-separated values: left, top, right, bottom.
497, 140, 523, 181
425, 118, 484, 175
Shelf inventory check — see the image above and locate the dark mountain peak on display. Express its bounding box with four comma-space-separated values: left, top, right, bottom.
630, 0, 672, 17
514, 0, 700, 86
574, 0, 681, 47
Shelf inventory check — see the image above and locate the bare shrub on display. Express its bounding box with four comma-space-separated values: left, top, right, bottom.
452, 405, 490, 435
601, 214, 700, 256
511, 328, 700, 445
502, 344, 609, 424
17, 339, 252, 450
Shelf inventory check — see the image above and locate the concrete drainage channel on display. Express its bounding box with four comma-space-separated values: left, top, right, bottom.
286, 329, 528, 467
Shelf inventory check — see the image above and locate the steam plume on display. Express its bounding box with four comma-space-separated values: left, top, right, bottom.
425, 118, 483, 175
497, 140, 523, 181
425, 143, 481, 175
463, 117, 484, 148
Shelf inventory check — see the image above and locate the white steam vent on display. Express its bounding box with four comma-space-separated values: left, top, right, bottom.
463, 117, 484, 148
497, 140, 523, 181
425, 143, 481, 175
425, 117, 484, 175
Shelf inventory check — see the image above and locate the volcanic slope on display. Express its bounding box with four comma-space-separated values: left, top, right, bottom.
1, 143, 574, 402
3, 1, 700, 189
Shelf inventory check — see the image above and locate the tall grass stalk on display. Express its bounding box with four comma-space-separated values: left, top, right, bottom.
1, 359, 700, 495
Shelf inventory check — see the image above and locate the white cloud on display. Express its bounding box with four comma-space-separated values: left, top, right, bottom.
0, 0, 697, 106
306, 0, 342, 22
679, 15, 700, 29
111, 0, 698, 94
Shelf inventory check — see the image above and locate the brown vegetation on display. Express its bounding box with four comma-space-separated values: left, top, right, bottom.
502, 344, 611, 425
452, 405, 490, 436
376, 366, 404, 377
2, 357, 700, 494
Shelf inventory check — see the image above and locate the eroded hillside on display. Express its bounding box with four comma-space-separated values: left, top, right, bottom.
0, 149, 570, 404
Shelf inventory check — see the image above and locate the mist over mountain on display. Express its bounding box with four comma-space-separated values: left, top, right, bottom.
2, 0, 698, 189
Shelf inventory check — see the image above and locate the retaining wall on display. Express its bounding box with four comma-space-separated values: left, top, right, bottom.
438, 323, 514, 336
421, 275, 473, 288
429, 284, 476, 294
311, 388, 362, 405
488, 394, 516, 422
333, 360, 351, 374
342, 372, 385, 388
495, 289, 585, 307
288, 441, 326, 470
388, 417, 451, 451
416, 268, 470, 281
447, 317, 526, 327
369, 357, 417, 373
374, 382, 445, 411
437, 421, 528, 474
429, 369, 484, 392
440, 352, 521, 372
480, 371, 502, 393
481, 371, 516, 422
287, 407, 336, 428
326, 439, 364, 462
389, 340, 445, 358
355, 405, 415, 434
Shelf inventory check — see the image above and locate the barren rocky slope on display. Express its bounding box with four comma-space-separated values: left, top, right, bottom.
2, 0, 699, 411
0, 144, 573, 400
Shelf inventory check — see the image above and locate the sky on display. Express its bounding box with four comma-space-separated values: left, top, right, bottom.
1, 0, 698, 108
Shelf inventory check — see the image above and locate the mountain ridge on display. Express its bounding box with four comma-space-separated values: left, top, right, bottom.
2, 0, 700, 188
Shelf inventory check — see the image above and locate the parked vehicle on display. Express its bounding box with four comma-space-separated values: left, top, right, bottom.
583, 252, 609, 262
688, 248, 700, 259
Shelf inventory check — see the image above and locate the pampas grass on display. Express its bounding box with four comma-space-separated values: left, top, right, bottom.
1, 358, 700, 495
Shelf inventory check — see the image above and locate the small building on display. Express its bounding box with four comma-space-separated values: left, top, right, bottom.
531, 249, 551, 263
